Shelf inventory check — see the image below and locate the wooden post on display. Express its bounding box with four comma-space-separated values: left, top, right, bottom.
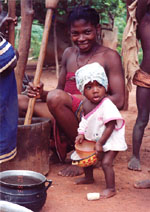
53, 16, 59, 78
15, 0, 34, 94
24, 0, 59, 125
8, 0, 16, 47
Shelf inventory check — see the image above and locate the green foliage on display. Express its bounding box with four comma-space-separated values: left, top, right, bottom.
15, 19, 43, 59
57, 0, 124, 24
29, 20, 44, 59
114, 0, 127, 54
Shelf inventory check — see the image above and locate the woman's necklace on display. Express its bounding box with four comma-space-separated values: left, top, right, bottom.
76, 45, 98, 69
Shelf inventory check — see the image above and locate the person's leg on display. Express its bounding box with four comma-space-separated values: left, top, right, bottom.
128, 87, 150, 171
47, 89, 79, 144
75, 166, 94, 184
101, 151, 118, 198
18, 94, 54, 120
47, 89, 83, 176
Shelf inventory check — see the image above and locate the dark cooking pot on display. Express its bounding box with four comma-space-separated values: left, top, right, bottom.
0, 170, 52, 212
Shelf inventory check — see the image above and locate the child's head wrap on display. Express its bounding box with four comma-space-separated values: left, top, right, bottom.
0, 35, 16, 73
75, 62, 108, 94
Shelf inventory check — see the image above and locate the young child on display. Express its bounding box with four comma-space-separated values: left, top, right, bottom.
72, 62, 127, 198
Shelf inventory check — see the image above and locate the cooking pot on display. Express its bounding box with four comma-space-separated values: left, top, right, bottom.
0, 170, 52, 212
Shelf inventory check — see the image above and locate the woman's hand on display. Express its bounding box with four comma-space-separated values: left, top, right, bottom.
0, 16, 17, 39
27, 81, 44, 99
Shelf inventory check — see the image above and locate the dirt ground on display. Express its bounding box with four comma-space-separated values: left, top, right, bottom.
27, 66, 150, 212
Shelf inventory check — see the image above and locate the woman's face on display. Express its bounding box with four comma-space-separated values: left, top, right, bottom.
70, 19, 99, 53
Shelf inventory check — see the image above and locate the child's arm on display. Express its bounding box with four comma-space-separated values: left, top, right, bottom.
96, 120, 116, 157
76, 115, 87, 144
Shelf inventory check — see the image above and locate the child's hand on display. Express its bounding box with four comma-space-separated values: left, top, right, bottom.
75, 134, 84, 144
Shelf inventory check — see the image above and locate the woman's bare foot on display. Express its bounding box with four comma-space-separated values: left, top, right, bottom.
75, 177, 94, 185
134, 179, 150, 189
100, 188, 116, 199
128, 156, 141, 171
58, 165, 84, 177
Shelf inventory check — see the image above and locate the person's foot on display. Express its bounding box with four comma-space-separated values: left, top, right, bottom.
134, 179, 150, 189
128, 156, 141, 171
100, 188, 116, 199
58, 165, 84, 177
75, 177, 94, 184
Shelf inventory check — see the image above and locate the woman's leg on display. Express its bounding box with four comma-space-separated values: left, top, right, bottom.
47, 89, 79, 145
47, 89, 83, 176
18, 94, 53, 120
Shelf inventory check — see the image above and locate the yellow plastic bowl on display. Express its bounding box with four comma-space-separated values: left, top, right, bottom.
72, 153, 98, 167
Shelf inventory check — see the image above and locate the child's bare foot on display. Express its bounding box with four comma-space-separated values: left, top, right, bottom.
100, 188, 116, 199
128, 156, 141, 171
75, 177, 94, 185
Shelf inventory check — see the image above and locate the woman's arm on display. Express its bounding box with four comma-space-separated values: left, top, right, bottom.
56, 47, 70, 90
105, 50, 125, 110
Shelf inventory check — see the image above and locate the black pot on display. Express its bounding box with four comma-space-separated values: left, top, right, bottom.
0, 170, 52, 212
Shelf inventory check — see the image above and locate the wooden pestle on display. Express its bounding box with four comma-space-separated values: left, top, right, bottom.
24, 0, 59, 125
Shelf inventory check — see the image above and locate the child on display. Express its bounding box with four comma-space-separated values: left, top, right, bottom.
72, 62, 127, 198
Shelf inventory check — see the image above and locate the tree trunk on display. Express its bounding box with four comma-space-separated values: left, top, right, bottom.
8, 0, 16, 47
122, 0, 131, 110
15, 0, 34, 94
53, 16, 59, 78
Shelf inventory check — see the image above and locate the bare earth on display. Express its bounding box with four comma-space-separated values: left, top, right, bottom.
27, 67, 150, 212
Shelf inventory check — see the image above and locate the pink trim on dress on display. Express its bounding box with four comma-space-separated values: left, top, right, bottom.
104, 118, 125, 130
84, 97, 107, 119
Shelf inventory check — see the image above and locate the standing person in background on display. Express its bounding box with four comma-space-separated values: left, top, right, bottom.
125, 0, 150, 172
18, 5, 125, 177
0, 2, 18, 163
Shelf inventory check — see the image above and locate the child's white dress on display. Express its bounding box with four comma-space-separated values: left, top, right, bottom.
78, 97, 127, 152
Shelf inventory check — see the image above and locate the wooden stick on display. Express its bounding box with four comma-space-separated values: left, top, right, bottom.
24, 9, 54, 125
8, 0, 16, 47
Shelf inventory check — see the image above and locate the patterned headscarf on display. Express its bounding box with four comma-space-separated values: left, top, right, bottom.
75, 62, 108, 94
